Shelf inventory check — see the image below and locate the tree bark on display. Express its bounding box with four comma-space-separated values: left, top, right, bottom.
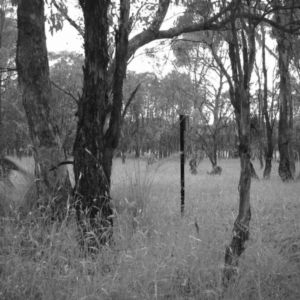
0, 7, 8, 154
0, 73, 3, 154
0, 8, 4, 154
224, 88, 252, 286
261, 24, 273, 179
73, 0, 130, 247
255, 62, 264, 170
221, 2, 254, 287
16, 0, 68, 215
276, 12, 295, 181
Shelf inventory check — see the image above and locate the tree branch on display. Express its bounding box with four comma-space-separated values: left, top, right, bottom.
51, 80, 79, 104
127, 0, 171, 60
106, 0, 130, 145
122, 82, 142, 120
127, 1, 300, 66
51, 0, 84, 37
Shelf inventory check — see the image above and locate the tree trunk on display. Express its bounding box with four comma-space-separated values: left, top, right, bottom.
16, 0, 68, 215
250, 161, 259, 180
0, 8, 4, 155
121, 151, 126, 164
74, 0, 130, 247
189, 152, 197, 175
258, 149, 263, 169
135, 143, 140, 158
224, 89, 251, 286
276, 10, 294, 182
221, 4, 254, 286
0, 73, 3, 154
256, 63, 264, 171
212, 138, 217, 168
261, 25, 273, 179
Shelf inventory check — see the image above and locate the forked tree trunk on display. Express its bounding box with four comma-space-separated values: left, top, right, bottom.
219, 3, 254, 287
73, 0, 130, 247
16, 0, 68, 215
200, 136, 217, 169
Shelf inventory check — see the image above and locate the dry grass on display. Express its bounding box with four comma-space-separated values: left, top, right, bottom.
0, 157, 300, 300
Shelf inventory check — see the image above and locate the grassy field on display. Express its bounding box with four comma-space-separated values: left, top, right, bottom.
0, 157, 300, 299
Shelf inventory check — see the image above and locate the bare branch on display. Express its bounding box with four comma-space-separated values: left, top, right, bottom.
51, 80, 79, 104
122, 82, 142, 120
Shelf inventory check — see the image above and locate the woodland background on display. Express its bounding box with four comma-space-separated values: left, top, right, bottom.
0, 0, 300, 298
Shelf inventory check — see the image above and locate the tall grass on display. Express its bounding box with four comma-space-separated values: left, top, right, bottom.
0, 157, 300, 299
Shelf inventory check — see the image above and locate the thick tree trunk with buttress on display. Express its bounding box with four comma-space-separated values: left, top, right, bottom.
16, 0, 68, 214
73, 0, 129, 247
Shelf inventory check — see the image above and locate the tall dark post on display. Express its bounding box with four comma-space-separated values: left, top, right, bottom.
180, 115, 186, 216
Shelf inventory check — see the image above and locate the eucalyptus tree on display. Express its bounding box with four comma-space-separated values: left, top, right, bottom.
171, 39, 210, 173
196, 1, 299, 284
273, 3, 297, 181
156, 72, 194, 157
16, 0, 70, 217
196, 89, 232, 170
121, 71, 161, 158
121, 71, 191, 158
257, 24, 279, 179
172, 39, 232, 170
14, 0, 300, 262
291, 64, 300, 169
206, 3, 257, 284
254, 62, 265, 169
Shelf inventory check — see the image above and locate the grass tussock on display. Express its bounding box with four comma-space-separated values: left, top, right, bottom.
0, 157, 300, 299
